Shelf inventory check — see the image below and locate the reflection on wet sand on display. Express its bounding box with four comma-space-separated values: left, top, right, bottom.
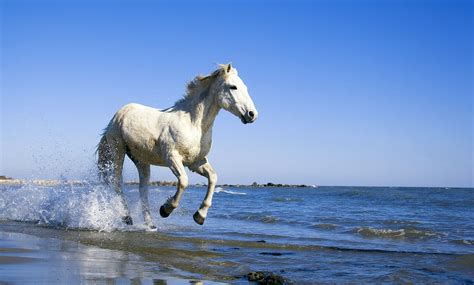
0, 230, 227, 284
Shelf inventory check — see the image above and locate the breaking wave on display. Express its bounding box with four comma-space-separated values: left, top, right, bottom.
452, 239, 474, 246
352, 227, 443, 240
215, 187, 246, 195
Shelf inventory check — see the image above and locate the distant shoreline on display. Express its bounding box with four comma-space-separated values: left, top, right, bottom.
0, 176, 316, 188
2, 176, 470, 189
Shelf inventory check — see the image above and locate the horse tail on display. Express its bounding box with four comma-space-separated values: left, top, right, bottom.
96, 132, 114, 184
96, 108, 129, 185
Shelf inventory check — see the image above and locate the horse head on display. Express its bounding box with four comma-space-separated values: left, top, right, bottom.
211, 63, 258, 124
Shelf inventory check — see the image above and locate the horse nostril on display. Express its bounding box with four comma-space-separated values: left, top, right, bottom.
248, 111, 255, 119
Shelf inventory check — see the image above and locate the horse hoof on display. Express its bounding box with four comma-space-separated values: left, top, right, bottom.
193, 211, 205, 225
147, 225, 157, 232
122, 216, 133, 225
160, 205, 171, 218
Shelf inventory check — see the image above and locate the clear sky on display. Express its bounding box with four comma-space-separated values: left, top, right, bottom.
1, 0, 472, 187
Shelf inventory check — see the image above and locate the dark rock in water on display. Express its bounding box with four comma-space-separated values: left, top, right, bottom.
260, 252, 282, 256
256, 240, 267, 243
264, 274, 288, 285
248, 271, 265, 282
247, 271, 290, 285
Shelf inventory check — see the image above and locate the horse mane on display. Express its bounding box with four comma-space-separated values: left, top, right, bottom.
176, 64, 229, 105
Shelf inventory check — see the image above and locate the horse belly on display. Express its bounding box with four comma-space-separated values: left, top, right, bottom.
119, 113, 166, 165
128, 146, 166, 166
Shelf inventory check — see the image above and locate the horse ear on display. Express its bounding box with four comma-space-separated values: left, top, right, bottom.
226, 63, 232, 73
197, 75, 209, 81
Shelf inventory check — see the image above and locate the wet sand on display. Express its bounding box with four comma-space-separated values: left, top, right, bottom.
0, 221, 286, 284
0, 226, 227, 284
2, 220, 473, 284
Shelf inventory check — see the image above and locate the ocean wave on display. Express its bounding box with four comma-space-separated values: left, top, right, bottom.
382, 219, 421, 227
213, 213, 280, 224
312, 223, 338, 230
271, 197, 303, 203
259, 215, 279, 224
352, 227, 442, 240
215, 187, 246, 195
241, 214, 280, 224
452, 239, 474, 246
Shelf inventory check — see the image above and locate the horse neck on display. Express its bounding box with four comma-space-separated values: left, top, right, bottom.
183, 89, 220, 133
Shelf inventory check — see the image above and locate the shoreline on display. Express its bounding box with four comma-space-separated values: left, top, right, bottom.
2, 176, 471, 189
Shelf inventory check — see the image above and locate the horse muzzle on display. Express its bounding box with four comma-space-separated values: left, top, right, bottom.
240, 110, 258, 124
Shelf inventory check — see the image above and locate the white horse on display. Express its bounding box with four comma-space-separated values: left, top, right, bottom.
97, 64, 258, 230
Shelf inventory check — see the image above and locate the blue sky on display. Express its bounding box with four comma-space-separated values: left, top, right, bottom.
1, 0, 472, 187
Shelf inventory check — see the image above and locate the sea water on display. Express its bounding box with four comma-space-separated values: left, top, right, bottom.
0, 184, 473, 283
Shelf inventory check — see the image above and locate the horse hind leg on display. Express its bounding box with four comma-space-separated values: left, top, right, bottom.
109, 137, 133, 225
127, 152, 156, 230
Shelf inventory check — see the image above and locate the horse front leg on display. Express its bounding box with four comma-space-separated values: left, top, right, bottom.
189, 158, 217, 225
160, 154, 188, 218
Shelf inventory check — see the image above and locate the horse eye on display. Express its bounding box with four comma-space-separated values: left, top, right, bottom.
229, 85, 237, 90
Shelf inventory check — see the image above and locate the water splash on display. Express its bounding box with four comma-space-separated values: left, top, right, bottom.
0, 182, 130, 232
